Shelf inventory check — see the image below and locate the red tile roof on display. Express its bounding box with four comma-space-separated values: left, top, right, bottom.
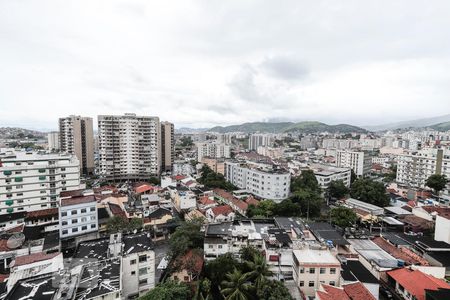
387, 268, 450, 300
25, 208, 58, 220
421, 206, 450, 220
61, 195, 96, 207
134, 183, 155, 194
13, 252, 60, 267
343, 282, 376, 300
60, 189, 84, 198
173, 175, 186, 181
176, 250, 204, 275
211, 205, 234, 217
199, 196, 215, 206
372, 236, 429, 265
108, 203, 127, 219
245, 196, 259, 206
0, 274, 9, 283
317, 285, 350, 300
213, 189, 248, 212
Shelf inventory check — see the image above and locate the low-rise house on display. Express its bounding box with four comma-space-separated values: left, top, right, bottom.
206, 205, 235, 223
386, 268, 450, 300
213, 189, 248, 216
170, 250, 204, 283
315, 282, 376, 300
292, 245, 341, 298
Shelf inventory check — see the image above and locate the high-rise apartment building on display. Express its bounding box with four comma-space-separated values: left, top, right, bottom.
197, 142, 231, 161
160, 121, 174, 172
98, 113, 160, 181
0, 150, 81, 215
397, 148, 450, 189
47, 131, 60, 152
248, 134, 274, 151
335, 150, 371, 177
59, 116, 95, 176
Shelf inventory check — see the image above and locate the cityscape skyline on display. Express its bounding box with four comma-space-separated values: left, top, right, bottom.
2, 0, 450, 130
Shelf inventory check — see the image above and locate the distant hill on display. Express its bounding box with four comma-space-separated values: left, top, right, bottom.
363, 114, 450, 131
0, 127, 46, 139
429, 121, 450, 131
209, 121, 367, 134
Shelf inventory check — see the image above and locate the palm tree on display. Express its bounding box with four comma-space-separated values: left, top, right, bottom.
221, 269, 254, 300
244, 254, 273, 291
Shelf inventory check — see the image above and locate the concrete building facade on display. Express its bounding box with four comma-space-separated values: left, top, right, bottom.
335, 150, 371, 177
160, 121, 174, 173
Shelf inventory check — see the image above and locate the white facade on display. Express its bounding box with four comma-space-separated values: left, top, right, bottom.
248, 134, 274, 151
310, 164, 351, 190
59, 195, 98, 239
225, 162, 290, 201
98, 113, 161, 180
335, 150, 371, 176
434, 215, 450, 244
292, 247, 341, 298
196, 142, 231, 161
396, 148, 450, 189
0, 150, 80, 215
47, 131, 60, 152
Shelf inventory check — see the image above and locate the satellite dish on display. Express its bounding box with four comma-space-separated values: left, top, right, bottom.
7, 233, 25, 249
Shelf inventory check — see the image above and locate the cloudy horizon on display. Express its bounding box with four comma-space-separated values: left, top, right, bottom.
1, 0, 450, 131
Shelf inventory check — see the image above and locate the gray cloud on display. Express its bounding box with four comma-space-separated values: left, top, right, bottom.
260, 56, 309, 80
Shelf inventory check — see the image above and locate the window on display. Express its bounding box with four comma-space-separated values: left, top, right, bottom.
90, 207, 95, 211
72, 228, 78, 233
218, 245, 223, 249
139, 255, 147, 263
72, 219, 78, 224
62, 221, 68, 226
130, 259, 136, 265
208, 245, 213, 249
16, 185, 23, 189
329, 281, 335, 286
320, 268, 326, 274
81, 208, 87, 213
308, 281, 314, 287
131, 271, 136, 275
299, 268, 304, 273
309, 268, 315, 274
62, 229, 68, 235
299, 281, 304, 287
139, 279, 147, 286
61, 212, 67, 217
81, 217, 87, 222
91, 224, 96, 229
71, 210, 77, 215
139, 268, 147, 276
330, 268, 336, 274
82, 225, 87, 230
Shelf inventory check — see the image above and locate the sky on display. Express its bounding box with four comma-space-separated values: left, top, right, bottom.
1, 0, 450, 130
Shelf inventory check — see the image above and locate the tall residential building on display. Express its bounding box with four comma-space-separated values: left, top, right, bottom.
196, 142, 231, 161
225, 161, 290, 201
248, 134, 274, 151
98, 113, 160, 181
47, 131, 60, 152
59, 116, 95, 176
0, 149, 81, 215
397, 148, 450, 189
335, 150, 371, 177
160, 121, 174, 172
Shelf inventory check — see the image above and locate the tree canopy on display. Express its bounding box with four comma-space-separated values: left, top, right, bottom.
169, 218, 204, 259
350, 178, 389, 207
330, 206, 358, 228
198, 165, 236, 191
139, 280, 191, 300
426, 174, 448, 194
327, 180, 349, 199
106, 216, 143, 233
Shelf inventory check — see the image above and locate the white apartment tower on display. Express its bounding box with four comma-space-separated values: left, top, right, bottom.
59, 116, 95, 176
248, 134, 274, 151
160, 121, 175, 172
0, 150, 81, 215
47, 131, 60, 152
98, 113, 161, 181
335, 150, 371, 177
397, 148, 450, 189
197, 142, 231, 161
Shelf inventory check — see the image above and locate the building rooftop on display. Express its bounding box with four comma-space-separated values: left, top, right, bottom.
73, 238, 110, 261
74, 258, 121, 300
372, 236, 429, 265
122, 232, 153, 255
293, 247, 340, 265
345, 198, 384, 215
384, 206, 412, 215
5, 273, 59, 300
13, 252, 60, 267
61, 195, 96, 207
387, 268, 450, 300
340, 260, 379, 284
308, 222, 349, 246
348, 239, 398, 268
210, 205, 234, 216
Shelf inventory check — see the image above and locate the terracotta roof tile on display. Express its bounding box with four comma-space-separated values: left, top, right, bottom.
211, 205, 234, 216
343, 282, 376, 300
13, 252, 60, 267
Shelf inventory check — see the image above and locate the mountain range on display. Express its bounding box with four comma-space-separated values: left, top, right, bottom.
362, 114, 450, 131
209, 121, 368, 134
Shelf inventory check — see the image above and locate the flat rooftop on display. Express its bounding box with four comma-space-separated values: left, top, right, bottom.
61, 195, 96, 207
293, 247, 340, 265
348, 239, 398, 268
6, 273, 58, 300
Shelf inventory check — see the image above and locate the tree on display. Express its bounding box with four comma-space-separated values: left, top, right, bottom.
244, 254, 272, 291
220, 269, 254, 300
350, 169, 357, 184
350, 178, 389, 207
256, 279, 293, 300
330, 206, 358, 228
247, 200, 276, 218
169, 218, 204, 259
139, 280, 191, 300
290, 189, 323, 219
106, 216, 129, 233
204, 253, 240, 299
426, 174, 448, 195
327, 180, 349, 199
198, 165, 236, 191
272, 199, 301, 217
128, 218, 143, 232
291, 170, 321, 194
148, 176, 161, 185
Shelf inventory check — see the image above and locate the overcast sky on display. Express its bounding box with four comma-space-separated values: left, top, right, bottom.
1, 0, 450, 130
